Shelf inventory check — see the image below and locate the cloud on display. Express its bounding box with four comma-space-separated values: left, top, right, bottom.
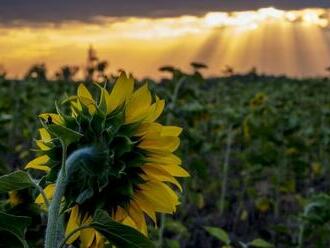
0, 0, 329, 24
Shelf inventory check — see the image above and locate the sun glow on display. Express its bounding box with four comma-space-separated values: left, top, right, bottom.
0, 7, 329, 78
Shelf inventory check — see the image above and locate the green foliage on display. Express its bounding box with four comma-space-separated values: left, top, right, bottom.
249, 239, 273, 248
91, 209, 155, 248
204, 226, 230, 245
0, 170, 34, 193
0, 211, 31, 248
0, 70, 330, 247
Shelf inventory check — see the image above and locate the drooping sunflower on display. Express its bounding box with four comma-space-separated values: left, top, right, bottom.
25, 72, 189, 247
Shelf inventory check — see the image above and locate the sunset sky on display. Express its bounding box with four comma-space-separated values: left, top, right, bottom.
0, 1, 330, 79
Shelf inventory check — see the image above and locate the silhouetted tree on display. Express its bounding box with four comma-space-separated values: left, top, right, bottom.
0, 65, 6, 79
96, 60, 109, 82
24, 64, 47, 81
222, 65, 234, 77
55, 65, 79, 82
85, 45, 98, 82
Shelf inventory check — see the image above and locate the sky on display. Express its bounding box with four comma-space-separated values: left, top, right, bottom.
0, 1, 330, 79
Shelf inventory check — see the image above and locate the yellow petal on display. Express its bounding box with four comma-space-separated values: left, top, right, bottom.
65, 205, 81, 244
78, 84, 96, 114
133, 197, 156, 224
138, 136, 180, 152
108, 72, 134, 114
161, 126, 182, 137
134, 123, 162, 137
93, 232, 105, 248
99, 87, 111, 114
143, 98, 165, 123
80, 228, 95, 248
36, 140, 51, 151
39, 128, 51, 142
35, 184, 55, 204
125, 84, 152, 124
148, 163, 189, 177
146, 152, 182, 165
25, 155, 50, 172
39, 113, 64, 125
127, 201, 148, 235
142, 165, 183, 191
122, 215, 137, 229
139, 181, 179, 213
113, 206, 128, 222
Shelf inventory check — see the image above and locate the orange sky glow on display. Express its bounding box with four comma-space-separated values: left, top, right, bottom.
0, 7, 329, 79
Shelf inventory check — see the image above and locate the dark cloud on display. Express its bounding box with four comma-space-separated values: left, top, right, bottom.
0, 0, 330, 23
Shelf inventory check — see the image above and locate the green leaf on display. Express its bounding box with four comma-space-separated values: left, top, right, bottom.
0, 170, 34, 193
204, 226, 230, 245
91, 209, 155, 248
0, 211, 31, 248
47, 124, 82, 146
249, 239, 273, 248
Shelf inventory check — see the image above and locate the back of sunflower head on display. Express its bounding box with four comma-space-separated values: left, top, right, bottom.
22, 72, 189, 248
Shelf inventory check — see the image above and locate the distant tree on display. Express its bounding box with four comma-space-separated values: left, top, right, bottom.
85, 45, 98, 82
24, 63, 47, 81
190, 62, 208, 70
326, 66, 330, 74
96, 60, 109, 82
0, 65, 6, 79
55, 65, 79, 82
222, 65, 234, 77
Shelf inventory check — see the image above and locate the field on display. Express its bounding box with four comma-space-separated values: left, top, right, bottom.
0, 68, 330, 248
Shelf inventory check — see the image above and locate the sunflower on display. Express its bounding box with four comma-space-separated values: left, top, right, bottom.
25, 72, 189, 247
249, 92, 268, 108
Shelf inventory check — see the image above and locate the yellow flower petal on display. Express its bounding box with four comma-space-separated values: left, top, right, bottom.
8, 191, 23, 207
133, 197, 156, 224
113, 206, 128, 222
36, 140, 51, 151
125, 84, 152, 124
138, 136, 180, 153
93, 232, 105, 248
146, 152, 182, 165
65, 205, 81, 244
142, 165, 183, 191
148, 163, 190, 177
127, 201, 148, 235
80, 228, 95, 248
108, 72, 134, 114
143, 98, 165, 123
25, 155, 50, 172
39, 113, 64, 125
39, 128, 51, 142
138, 181, 179, 213
134, 122, 161, 137
122, 215, 137, 229
78, 84, 96, 114
35, 184, 55, 204
161, 126, 182, 137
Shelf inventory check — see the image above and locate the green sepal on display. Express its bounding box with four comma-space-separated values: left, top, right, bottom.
45, 124, 83, 146
112, 135, 136, 157
76, 187, 94, 205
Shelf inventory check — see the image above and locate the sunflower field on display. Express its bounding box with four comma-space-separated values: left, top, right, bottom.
0, 67, 330, 248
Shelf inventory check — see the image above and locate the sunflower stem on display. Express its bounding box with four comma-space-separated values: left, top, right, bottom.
45, 142, 67, 248
220, 126, 233, 216
45, 166, 67, 248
